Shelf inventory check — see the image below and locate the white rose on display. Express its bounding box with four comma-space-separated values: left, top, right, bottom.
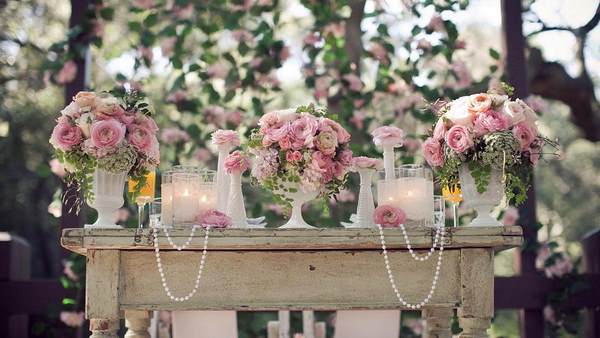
76, 112, 94, 138
60, 101, 80, 117
444, 96, 473, 126
516, 99, 538, 123
503, 101, 525, 125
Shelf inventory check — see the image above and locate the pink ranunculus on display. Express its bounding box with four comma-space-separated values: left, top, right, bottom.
279, 136, 292, 150
468, 93, 492, 115
338, 149, 353, 166
286, 150, 302, 163
445, 125, 473, 153
49, 159, 66, 177
132, 0, 155, 9
224, 150, 250, 174
290, 115, 319, 149
211, 129, 240, 147
50, 121, 83, 151
127, 125, 154, 153
73, 91, 96, 110
369, 42, 388, 62
433, 118, 447, 141
343, 73, 363, 92
512, 121, 536, 150
90, 119, 125, 149
373, 205, 406, 228
263, 123, 290, 146
503, 100, 526, 126
422, 137, 445, 167
133, 114, 158, 133
316, 131, 338, 156
160, 128, 189, 144
351, 156, 382, 171
196, 209, 232, 228
371, 126, 405, 148
56, 61, 77, 84
160, 37, 177, 57
257, 111, 280, 132
319, 118, 351, 144
501, 206, 519, 226
332, 161, 346, 179
473, 109, 512, 136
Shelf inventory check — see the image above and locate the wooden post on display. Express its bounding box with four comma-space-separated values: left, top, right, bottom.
582, 229, 600, 338
500, 1, 543, 337
61, 0, 91, 233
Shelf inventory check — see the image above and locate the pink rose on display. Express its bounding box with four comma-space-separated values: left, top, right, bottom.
371, 126, 405, 148
196, 209, 232, 228
468, 93, 492, 115
56, 61, 77, 84
279, 136, 292, 150
433, 118, 447, 141
422, 138, 445, 167
319, 118, 351, 144
343, 73, 363, 92
473, 110, 511, 136
263, 123, 290, 146
312, 151, 334, 180
315, 131, 338, 156
286, 150, 302, 163
73, 91, 96, 109
224, 151, 250, 174
211, 129, 240, 147
373, 205, 406, 228
91, 119, 126, 148
95, 96, 125, 120
512, 122, 536, 150
258, 111, 280, 133
445, 125, 473, 153
127, 125, 155, 153
351, 156, 382, 171
133, 114, 159, 132
50, 121, 83, 151
332, 162, 346, 179
290, 115, 319, 149
501, 206, 519, 226
338, 149, 353, 166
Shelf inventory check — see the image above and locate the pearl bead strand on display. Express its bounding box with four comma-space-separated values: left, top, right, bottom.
153, 227, 209, 302
163, 225, 198, 251
401, 224, 443, 262
378, 223, 445, 309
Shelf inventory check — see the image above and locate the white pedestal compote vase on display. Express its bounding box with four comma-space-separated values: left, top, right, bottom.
459, 165, 504, 227
278, 182, 319, 229
86, 168, 127, 228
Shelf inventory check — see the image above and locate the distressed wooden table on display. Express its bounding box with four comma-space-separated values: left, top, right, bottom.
61, 226, 522, 338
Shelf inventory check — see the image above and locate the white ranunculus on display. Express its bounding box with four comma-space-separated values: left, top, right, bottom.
444, 96, 473, 126
503, 101, 526, 125
76, 112, 94, 138
60, 101, 80, 117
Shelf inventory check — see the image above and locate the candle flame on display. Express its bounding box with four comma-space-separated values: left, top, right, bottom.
407, 191, 413, 197
183, 188, 189, 196
200, 195, 207, 203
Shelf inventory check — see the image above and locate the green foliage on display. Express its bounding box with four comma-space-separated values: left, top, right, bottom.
467, 160, 492, 193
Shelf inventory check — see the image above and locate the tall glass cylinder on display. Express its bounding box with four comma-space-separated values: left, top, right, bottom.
172, 172, 201, 226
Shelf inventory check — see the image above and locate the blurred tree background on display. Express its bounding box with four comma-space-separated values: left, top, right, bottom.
0, 0, 599, 337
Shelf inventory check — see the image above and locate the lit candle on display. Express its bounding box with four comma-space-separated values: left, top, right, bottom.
173, 187, 199, 225
397, 177, 434, 224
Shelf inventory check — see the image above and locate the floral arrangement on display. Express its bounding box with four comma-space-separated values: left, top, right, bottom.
49, 89, 159, 206
422, 85, 556, 205
373, 205, 407, 228
247, 104, 352, 204
224, 151, 250, 174
196, 209, 232, 228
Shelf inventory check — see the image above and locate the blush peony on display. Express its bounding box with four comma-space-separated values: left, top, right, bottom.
90, 119, 126, 149
445, 125, 473, 153
50, 121, 83, 151
371, 126, 405, 148
422, 137, 445, 167
373, 205, 406, 228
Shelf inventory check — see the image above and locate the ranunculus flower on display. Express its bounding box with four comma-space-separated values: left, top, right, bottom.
196, 209, 232, 228
127, 125, 155, 154
224, 150, 250, 174
444, 96, 473, 126
473, 109, 512, 136
433, 118, 447, 141
56, 61, 77, 84
50, 121, 83, 151
90, 119, 126, 149
316, 131, 338, 155
371, 126, 405, 148
73, 91, 96, 110
512, 121, 536, 150
286, 150, 302, 163
211, 129, 240, 147
319, 118, 351, 144
468, 93, 492, 115
445, 125, 473, 153
338, 149, 353, 166
133, 114, 158, 133
350, 156, 382, 171
60, 101, 80, 118
290, 115, 319, 149
279, 136, 292, 150
422, 137, 445, 167
263, 123, 290, 146
95, 95, 125, 119
373, 205, 406, 228
503, 101, 525, 125
501, 206, 519, 226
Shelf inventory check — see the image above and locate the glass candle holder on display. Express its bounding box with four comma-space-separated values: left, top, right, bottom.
433, 195, 445, 228
172, 172, 201, 226
149, 198, 164, 228
160, 171, 174, 227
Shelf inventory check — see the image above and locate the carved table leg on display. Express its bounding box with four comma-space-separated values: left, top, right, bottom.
423, 307, 453, 338
90, 318, 119, 338
125, 310, 151, 338
458, 317, 491, 338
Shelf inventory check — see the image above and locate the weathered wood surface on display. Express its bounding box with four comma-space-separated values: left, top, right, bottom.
61, 226, 522, 255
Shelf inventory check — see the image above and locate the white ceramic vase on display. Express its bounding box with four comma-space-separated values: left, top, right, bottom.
278, 182, 319, 229
459, 165, 503, 227
216, 144, 233, 212
86, 168, 127, 228
226, 172, 247, 228
354, 168, 376, 228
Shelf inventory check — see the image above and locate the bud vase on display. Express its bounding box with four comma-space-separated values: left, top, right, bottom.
278, 182, 319, 229
216, 144, 233, 212
226, 172, 247, 228
382, 145, 395, 180
459, 165, 503, 227
86, 168, 127, 228
355, 168, 376, 228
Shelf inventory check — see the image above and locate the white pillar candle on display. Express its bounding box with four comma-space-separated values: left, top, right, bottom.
160, 183, 173, 227
173, 187, 199, 225
397, 177, 433, 221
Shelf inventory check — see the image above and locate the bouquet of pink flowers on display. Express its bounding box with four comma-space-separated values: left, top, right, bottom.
49, 89, 160, 202
422, 86, 556, 204
248, 104, 352, 203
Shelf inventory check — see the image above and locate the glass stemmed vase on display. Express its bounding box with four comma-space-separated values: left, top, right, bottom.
128, 170, 156, 228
